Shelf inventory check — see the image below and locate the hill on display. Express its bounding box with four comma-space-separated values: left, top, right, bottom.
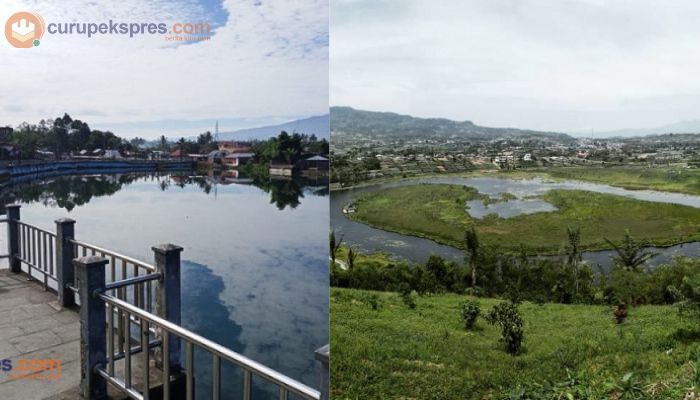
331, 287, 696, 399
331, 106, 574, 142
218, 114, 329, 141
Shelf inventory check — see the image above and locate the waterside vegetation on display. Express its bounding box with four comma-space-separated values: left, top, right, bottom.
347, 183, 700, 254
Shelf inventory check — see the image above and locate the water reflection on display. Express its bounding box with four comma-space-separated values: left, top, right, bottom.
465, 197, 557, 219
0, 170, 328, 213
0, 171, 329, 399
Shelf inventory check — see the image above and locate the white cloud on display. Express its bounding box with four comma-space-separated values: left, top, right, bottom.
331, 0, 700, 134
0, 0, 328, 138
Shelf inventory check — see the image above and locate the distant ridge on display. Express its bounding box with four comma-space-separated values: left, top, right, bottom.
585, 120, 700, 138
218, 114, 329, 141
331, 107, 574, 141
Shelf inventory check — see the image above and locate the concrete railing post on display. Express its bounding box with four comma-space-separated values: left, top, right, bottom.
315, 344, 330, 400
154, 243, 183, 372
75, 256, 108, 400
6, 204, 21, 273
55, 218, 76, 308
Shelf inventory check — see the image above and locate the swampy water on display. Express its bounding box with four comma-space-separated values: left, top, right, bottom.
331, 176, 700, 270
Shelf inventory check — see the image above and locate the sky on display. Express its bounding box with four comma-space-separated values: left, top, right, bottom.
331, 0, 700, 136
0, 0, 328, 139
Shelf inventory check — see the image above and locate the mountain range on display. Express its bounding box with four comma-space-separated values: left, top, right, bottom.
583, 120, 700, 138
217, 114, 329, 141
331, 107, 574, 141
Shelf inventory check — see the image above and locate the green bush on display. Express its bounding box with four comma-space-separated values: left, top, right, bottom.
365, 293, 380, 311
398, 283, 417, 309
460, 299, 480, 329
486, 302, 524, 354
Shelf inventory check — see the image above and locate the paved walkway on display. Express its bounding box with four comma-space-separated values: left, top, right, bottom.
0, 269, 165, 400
0, 269, 81, 399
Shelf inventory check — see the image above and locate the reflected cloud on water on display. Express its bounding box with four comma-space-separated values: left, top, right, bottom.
0, 171, 329, 398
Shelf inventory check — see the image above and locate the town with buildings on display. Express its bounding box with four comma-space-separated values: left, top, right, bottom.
0, 120, 329, 181
330, 109, 700, 188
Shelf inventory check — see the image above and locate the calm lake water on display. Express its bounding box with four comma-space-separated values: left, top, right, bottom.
331, 176, 700, 270
0, 171, 329, 399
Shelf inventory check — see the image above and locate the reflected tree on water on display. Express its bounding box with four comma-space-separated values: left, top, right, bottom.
8, 174, 139, 211
4, 171, 312, 212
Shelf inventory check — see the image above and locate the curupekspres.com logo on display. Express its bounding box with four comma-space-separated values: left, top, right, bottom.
4, 11, 45, 48
4, 11, 212, 48
0, 358, 62, 380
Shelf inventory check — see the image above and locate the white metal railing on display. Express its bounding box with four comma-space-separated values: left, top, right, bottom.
4, 204, 328, 400
98, 293, 321, 400
16, 220, 57, 290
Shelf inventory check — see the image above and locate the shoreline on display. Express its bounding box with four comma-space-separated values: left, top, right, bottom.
331, 166, 700, 196
0, 159, 195, 182
338, 181, 700, 257
346, 211, 700, 257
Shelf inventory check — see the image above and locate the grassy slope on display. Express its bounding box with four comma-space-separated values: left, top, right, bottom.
349, 184, 700, 253
331, 288, 700, 399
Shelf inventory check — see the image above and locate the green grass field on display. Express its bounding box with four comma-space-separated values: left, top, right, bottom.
349, 184, 700, 253
331, 288, 700, 399
536, 166, 700, 196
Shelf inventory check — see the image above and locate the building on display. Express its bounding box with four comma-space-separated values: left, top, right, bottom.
208, 150, 225, 164
0, 127, 15, 159
103, 150, 123, 159
0, 127, 13, 141
218, 141, 252, 153
223, 152, 255, 167
303, 155, 329, 170
270, 162, 295, 177
170, 149, 186, 158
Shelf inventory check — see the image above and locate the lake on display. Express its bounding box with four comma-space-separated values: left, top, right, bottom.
0, 171, 329, 399
331, 176, 700, 270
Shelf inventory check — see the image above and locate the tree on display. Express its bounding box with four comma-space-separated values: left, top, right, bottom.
130, 137, 146, 148
347, 247, 357, 269
177, 138, 186, 160
677, 275, 700, 319
465, 226, 479, 289
486, 302, 524, 355
605, 230, 657, 271
460, 300, 480, 330
51, 116, 70, 157
159, 135, 169, 151
330, 231, 344, 266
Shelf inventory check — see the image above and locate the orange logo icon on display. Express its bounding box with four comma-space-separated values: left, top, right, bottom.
5, 12, 45, 48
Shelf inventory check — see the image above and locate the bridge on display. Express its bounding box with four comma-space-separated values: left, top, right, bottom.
0, 204, 329, 399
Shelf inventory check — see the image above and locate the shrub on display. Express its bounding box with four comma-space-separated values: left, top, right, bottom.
398, 283, 417, 309
460, 300, 480, 329
613, 303, 628, 324
486, 302, 524, 354
678, 274, 700, 318
366, 293, 380, 311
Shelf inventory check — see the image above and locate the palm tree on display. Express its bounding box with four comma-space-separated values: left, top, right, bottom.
465, 226, 479, 289
605, 230, 657, 271
177, 138, 186, 160
159, 135, 169, 151
330, 230, 344, 266
347, 247, 357, 269
565, 227, 582, 297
